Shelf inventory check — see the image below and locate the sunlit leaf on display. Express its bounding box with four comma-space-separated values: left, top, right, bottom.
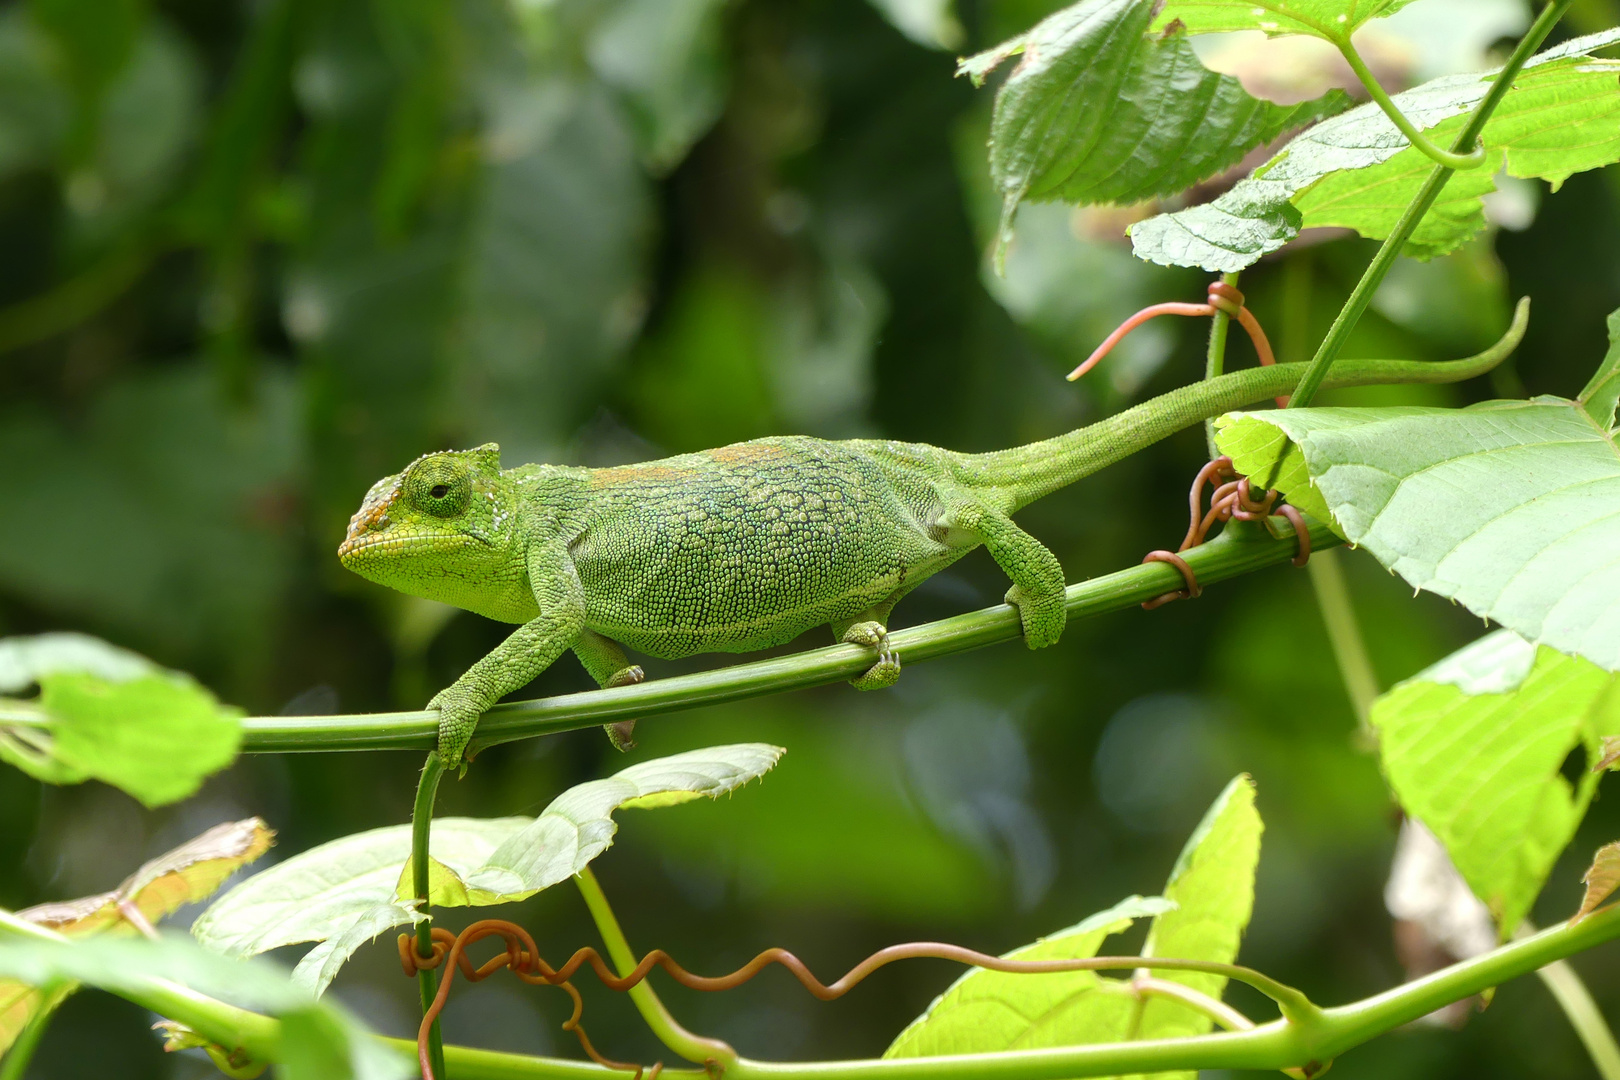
1371, 631, 1620, 934
1135, 774, 1262, 1051
0, 929, 409, 1080
0, 633, 242, 806
883, 894, 1173, 1056
1131, 31, 1620, 271
964, 0, 1348, 262
1152, 0, 1419, 37
195, 745, 784, 994
886, 776, 1261, 1063
1214, 350, 1620, 672
1576, 841, 1620, 922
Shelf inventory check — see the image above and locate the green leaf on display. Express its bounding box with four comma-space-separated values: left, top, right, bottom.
0, 633, 242, 807
1151, 0, 1420, 37
1131, 30, 1620, 271
1136, 774, 1262, 1050
885, 777, 1260, 1065
883, 894, 1173, 1057
964, 0, 1349, 262
1371, 631, 1620, 933
194, 745, 784, 994
1578, 307, 1620, 429
1213, 388, 1620, 672
0, 930, 409, 1079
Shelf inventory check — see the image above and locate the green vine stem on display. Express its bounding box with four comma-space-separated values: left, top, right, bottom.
1285, 0, 1572, 412
1122, 974, 1253, 1032
1335, 38, 1487, 171
1536, 958, 1620, 1079
413, 752, 448, 1080
7, 900, 1620, 1078
574, 866, 740, 1069
1202, 270, 1240, 458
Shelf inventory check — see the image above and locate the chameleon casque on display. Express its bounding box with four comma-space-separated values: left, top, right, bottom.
339, 312, 1523, 772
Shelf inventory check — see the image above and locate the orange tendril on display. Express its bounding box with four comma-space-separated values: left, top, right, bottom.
1069, 281, 1282, 405
1140, 456, 1311, 610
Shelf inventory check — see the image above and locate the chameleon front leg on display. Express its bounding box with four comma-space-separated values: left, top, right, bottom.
573, 628, 644, 751
941, 496, 1067, 648
429, 544, 585, 773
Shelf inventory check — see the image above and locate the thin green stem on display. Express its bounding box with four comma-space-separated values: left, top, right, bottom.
1203, 270, 1240, 458
226, 519, 1339, 754
1536, 956, 1620, 1079
1122, 974, 1254, 1032
414, 752, 448, 1080
573, 866, 738, 1069
1307, 521, 1380, 739
1336, 38, 1486, 171
1286, 0, 1571, 411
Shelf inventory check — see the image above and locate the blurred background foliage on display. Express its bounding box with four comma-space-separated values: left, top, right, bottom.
5, 0, 1620, 1075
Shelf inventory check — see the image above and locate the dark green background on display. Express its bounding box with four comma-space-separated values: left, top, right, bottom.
4, 0, 1620, 1075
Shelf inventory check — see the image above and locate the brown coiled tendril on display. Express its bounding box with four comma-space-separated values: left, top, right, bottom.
400, 918, 1286, 1080
1141, 456, 1310, 610
1067, 281, 1285, 406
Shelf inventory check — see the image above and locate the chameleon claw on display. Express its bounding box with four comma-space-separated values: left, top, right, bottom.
843, 621, 901, 690
603, 665, 645, 751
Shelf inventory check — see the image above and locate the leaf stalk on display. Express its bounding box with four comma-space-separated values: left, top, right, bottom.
1335, 39, 1487, 171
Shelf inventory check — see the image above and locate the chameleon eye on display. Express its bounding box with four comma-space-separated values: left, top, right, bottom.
430, 484, 449, 499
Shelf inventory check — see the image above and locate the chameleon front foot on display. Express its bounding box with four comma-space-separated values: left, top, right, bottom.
843, 621, 901, 690
603, 665, 645, 751
1005, 584, 1066, 649
427, 686, 486, 777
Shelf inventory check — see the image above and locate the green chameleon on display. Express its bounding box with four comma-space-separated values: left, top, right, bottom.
339, 306, 1524, 771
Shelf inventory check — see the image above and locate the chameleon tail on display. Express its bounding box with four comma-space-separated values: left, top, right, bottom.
958, 296, 1529, 513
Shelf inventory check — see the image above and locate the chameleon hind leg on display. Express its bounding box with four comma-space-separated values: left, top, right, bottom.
833, 598, 903, 690
574, 629, 644, 750
941, 496, 1067, 648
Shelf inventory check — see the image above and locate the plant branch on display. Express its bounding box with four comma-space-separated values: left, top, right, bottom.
1285, 0, 1571, 411
573, 867, 739, 1069
228, 518, 1340, 754
413, 752, 448, 1080
1335, 39, 1486, 171
1203, 271, 1239, 457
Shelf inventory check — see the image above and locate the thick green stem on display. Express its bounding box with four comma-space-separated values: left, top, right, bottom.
227, 520, 1339, 754
414, 752, 448, 1080
1336, 38, 1486, 171
573, 867, 738, 1069
1286, 0, 1571, 411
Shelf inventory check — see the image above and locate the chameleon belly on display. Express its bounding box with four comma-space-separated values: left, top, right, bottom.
569, 436, 952, 658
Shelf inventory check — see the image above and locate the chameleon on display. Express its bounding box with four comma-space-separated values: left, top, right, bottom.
338, 302, 1525, 772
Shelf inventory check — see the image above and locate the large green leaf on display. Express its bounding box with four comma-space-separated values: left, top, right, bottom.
1370, 631, 1620, 933
1214, 348, 1620, 672
0, 633, 242, 806
1135, 774, 1262, 1053
963, 0, 1348, 261
1131, 30, 1620, 271
0, 927, 408, 1080
194, 745, 783, 993
1152, 0, 1419, 37
885, 776, 1261, 1065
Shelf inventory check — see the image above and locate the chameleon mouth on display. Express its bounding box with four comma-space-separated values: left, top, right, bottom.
337, 529, 488, 566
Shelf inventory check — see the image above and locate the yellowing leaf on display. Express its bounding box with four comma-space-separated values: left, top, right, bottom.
1576, 841, 1620, 922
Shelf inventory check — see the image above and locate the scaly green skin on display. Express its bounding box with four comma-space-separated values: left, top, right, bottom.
339, 304, 1526, 770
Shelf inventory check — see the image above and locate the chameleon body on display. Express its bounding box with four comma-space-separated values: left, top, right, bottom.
339, 308, 1524, 771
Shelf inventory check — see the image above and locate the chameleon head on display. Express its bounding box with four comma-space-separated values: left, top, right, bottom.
338, 444, 524, 615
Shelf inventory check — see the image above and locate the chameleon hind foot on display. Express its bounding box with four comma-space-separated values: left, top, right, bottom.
843, 621, 901, 690
1005, 584, 1066, 649
602, 665, 645, 751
